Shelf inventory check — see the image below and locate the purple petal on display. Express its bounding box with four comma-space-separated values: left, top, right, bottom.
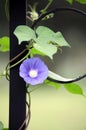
19, 57, 48, 85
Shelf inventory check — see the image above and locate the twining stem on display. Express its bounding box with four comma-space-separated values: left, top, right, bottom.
26, 15, 33, 22
40, 0, 53, 14
29, 83, 47, 93
5, 50, 30, 81
29, 85, 43, 93
6, 52, 30, 71
18, 102, 29, 130
18, 86, 31, 130
4, 48, 28, 80
26, 92, 31, 126
5, 0, 9, 20
6, 48, 27, 68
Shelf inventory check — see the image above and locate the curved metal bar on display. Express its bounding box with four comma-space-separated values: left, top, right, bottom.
32, 7, 86, 28
32, 7, 86, 83
48, 74, 86, 84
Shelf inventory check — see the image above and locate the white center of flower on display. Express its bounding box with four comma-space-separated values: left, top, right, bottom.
29, 69, 38, 78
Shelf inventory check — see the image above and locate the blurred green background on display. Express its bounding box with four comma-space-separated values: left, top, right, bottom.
0, 0, 86, 130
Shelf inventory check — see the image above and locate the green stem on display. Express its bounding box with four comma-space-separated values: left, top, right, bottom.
8, 48, 27, 65
41, 0, 53, 14
5, 0, 9, 20
18, 86, 31, 130
7, 52, 30, 71
27, 91, 31, 108
26, 86, 31, 128
26, 85, 31, 103
29, 83, 47, 93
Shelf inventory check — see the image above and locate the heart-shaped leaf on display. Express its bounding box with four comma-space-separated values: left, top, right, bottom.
33, 42, 57, 59
14, 25, 70, 59
14, 25, 36, 44
36, 26, 70, 47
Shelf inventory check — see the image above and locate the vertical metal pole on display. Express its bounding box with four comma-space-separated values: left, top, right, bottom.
9, 0, 26, 130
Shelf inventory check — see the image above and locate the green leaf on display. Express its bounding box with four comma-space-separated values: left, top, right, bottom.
0, 37, 10, 52
64, 83, 83, 95
3, 128, 9, 130
30, 48, 45, 56
66, 0, 73, 4
36, 26, 70, 47
55, 32, 70, 47
33, 42, 57, 59
0, 121, 4, 130
66, 0, 86, 4
14, 25, 36, 44
36, 26, 55, 41
34, 26, 70, 59
14, 25, 70, 59
76, 0, 86, 4
45, 79, 61, 89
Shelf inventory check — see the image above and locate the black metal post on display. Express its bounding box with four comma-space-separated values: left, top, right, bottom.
9, 0, 26, 130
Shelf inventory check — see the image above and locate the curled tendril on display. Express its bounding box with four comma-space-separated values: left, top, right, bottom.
18, 102, 30, 130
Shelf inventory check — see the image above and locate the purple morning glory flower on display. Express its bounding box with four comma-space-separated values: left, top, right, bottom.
19, 57, 48, 85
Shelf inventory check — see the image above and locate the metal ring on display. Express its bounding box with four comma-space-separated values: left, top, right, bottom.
31, 7, 86, 83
